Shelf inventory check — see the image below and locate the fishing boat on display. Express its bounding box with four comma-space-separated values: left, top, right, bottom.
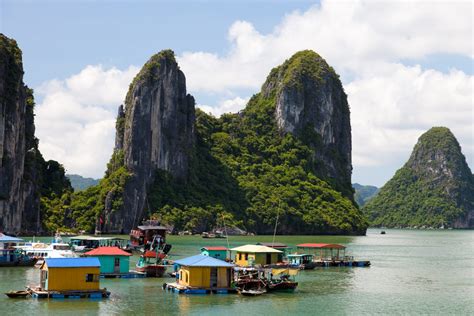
130, 220, 168, 252
0, 234, 37, 267
5, 290, 31, 298
135, 251, 167, 277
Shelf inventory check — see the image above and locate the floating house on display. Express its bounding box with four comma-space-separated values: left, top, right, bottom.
230, 245, 282, 266
200, 246, 228, 260
296, 243, 346, 261
287, 254, 315, 269
0, 234, 35, 267
296, 243, 370, 267
165, 254, 235, 294
84, 247, 131, 274
33, 257, 109, 298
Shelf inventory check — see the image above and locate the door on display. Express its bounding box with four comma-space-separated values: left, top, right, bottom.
210, 268, 218, 288
266, 253, 272, 264
114, 257, 120, 273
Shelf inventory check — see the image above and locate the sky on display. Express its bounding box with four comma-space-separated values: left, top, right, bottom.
1, 0, 473, 187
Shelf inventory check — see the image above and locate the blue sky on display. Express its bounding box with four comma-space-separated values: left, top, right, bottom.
1, 0, 473, 187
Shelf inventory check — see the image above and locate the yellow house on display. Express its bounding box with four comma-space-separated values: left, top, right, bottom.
230, 245, 283, 266
40, 257, 101, 291
174, 254, 234, 289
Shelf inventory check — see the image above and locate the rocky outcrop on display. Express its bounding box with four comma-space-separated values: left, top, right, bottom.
0, 34, 39, 234
262, 50, 353, 198
104, 50, 195, 232
364, 127, 474, 228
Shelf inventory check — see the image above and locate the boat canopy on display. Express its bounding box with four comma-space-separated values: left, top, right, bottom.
0, 233, 23, 243
230, 245, 283, 253
271, 268, 299, 276
174, 254, 234, 267
296, 243, 346, 249
70, 235, 113, 241
256, 242, 288, 249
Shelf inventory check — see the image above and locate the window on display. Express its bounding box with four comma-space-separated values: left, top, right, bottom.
86, 274, 99, 282
114, 258, 120, 267
245, 253, 248, 260
185, 273, 188, 283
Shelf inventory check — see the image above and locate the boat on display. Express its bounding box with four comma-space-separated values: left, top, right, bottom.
130, 220, 168, 252
135, 251, 167, 277
15, 241, 76, 259
267, 279, 298, 292
201, 230, 226, 239
5, 290, 31, 298
0, 234, 37, 267
381, 230, 386, 234
70, 235, 130, 253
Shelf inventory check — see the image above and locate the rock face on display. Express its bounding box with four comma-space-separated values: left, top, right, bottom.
262, 51, 353, 198
105, 50, 195, 232
0, 34, 40, 234
364, 127, 474, 228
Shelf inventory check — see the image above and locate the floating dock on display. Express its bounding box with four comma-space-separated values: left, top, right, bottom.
30, 288, 110, 299
163, 282, 236, 294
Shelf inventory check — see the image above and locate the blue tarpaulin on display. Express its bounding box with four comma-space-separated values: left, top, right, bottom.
45, 257, 101, 268
0, 233, 23, 243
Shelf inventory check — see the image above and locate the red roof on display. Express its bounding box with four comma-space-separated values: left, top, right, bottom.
201, 246, 228, 251
84, 246, 132, 256
297, 243, 346, 249
144, 251, 166, 259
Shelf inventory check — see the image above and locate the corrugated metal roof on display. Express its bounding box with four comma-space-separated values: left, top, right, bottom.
84, 247, 131, 256
174, 254, 234, 267
230, 245, 282, 253
297, 243, 346, 249
256, 242, 289, 248
44, 257, 101, 268
0, 233, 23, 242
201, 246, 228, 251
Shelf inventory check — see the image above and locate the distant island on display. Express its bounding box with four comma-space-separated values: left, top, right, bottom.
353, 183, 379, 207
364, 127, 474, 229
66, 174, 100, 191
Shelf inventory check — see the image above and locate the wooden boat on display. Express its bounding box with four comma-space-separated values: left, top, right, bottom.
267, 280, 298, 292
135, 250, 167, 277
5, 290, 31, 298
381, 231, 386, 234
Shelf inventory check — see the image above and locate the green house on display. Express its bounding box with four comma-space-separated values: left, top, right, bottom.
200, 246, 228, 261
84, 247, 131, 274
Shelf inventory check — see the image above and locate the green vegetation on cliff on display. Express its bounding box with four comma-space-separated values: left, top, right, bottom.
353, 183, 379, 207
364, 127, 474, 228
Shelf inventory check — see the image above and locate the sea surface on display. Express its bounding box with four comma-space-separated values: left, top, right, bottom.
0, 229, 473, 315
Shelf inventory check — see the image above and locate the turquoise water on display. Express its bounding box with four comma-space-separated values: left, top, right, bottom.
0, 229, 473, 315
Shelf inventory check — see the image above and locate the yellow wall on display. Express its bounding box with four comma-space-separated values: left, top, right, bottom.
178, 266, 230, 288
43, 266, 100, 291
234, 252, 279, 266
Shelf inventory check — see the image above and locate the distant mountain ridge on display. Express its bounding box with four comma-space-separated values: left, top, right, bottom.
364, 127, 474, 228
352, 183, 379, 207
66, 174, 100, 191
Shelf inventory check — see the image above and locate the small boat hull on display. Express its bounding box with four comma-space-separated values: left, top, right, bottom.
5, 291, 30, 298
267, 281, 298, 292
135, 265, 166, 277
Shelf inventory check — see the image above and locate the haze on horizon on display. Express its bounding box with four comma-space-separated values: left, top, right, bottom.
1, 0, 473, 187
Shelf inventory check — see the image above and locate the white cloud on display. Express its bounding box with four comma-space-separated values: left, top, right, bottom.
35, 65, 139, 178
34, 0, 473, 184
347, 64, 474, 169
197, 97, 249, 117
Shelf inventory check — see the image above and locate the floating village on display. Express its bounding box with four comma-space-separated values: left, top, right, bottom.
1, 220, 371, 299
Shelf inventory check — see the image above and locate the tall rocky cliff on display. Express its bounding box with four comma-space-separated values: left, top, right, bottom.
262, 50, 353, 198
103, 50, 195, 232
364, 127, 474, 228
96, 49, 366, 235
0, 34, 71, 234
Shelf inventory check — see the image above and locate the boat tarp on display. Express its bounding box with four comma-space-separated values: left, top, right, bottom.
0, 234, 23, 243
271, 268, 299, 276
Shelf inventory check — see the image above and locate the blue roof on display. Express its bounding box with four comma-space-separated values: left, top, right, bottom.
0, 234, 23, 242
45, 257, 100, 268
174, 254, 234, 267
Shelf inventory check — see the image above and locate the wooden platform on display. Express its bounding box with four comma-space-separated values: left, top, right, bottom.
163, 282, 236, 294
31, 289, 110, 299
100, 271, 147, 278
